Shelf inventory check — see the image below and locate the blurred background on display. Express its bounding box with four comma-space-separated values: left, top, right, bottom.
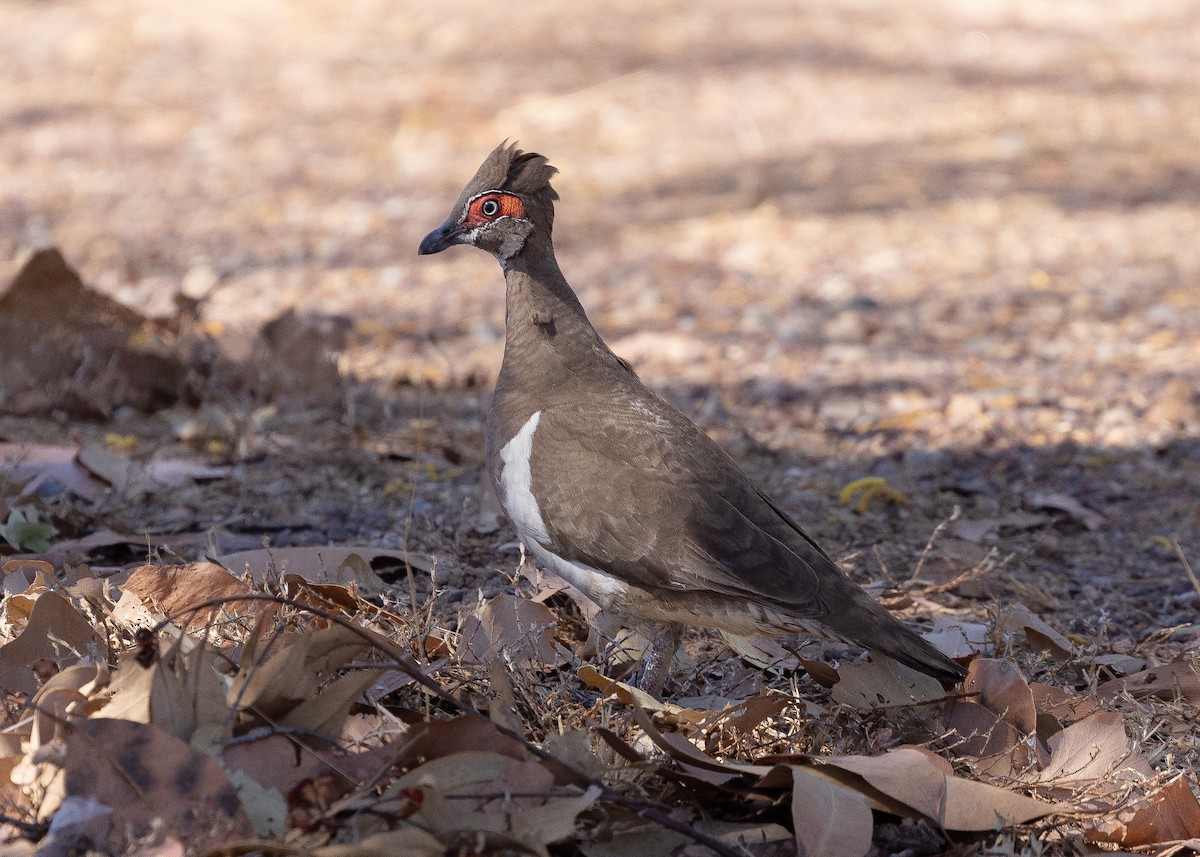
1, 0, 1197, 466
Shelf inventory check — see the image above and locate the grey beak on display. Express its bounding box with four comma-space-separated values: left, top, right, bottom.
418, 220, 464, 255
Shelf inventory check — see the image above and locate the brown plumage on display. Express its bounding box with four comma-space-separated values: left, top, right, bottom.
419, 143, 966, 694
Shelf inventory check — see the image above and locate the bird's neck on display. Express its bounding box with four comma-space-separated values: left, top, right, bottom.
499, 240, 612, 372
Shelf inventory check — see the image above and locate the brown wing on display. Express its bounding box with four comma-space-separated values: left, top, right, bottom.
528, 386, 835, 617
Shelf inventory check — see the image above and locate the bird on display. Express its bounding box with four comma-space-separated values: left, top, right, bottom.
418, 143, 966, 695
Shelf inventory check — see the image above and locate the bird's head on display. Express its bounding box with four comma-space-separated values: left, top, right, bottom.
418, 142, 558, 262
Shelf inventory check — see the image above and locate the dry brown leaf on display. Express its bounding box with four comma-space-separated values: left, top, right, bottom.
388, 715, 585, 787
0, 443, 108, 502
719, 631, 800, 671
218, 545, 433, 584
1092, 653, 1149, 676
922, 618, 991, 658
798, 656, 842, 688
60, 717, 253, 850
457, 593, 563, 668
1029, 682, 1100, 724
279, 667, 382, 735
1087, 777, 1200, 846
1024, 490, 1105, 531
0, 590, 102, 697
578, 664, 711, 726
29, 663, 106, 747
1097, 658, 1200, 705
627, 703, 770, 778
1032, 711, 1152, 796
830, 656, 945, 709
995, 603, 1074, 658
942, 659, 1045, 776
486, 658, 525, 734
818, 748, 951, 822
124, 562, 255, 630
940, 775, 1063, 831
376, 750, 596, 856
802, 746, 1062, 831
790, 766, 873, 857
333, 551, 389, 598
94, 638, 231, 751
711, 691, 792, 734
75, 442, 162, 501
283, 574, 361, 615
230, 624, 369, 725
969, 658, 1039, 734
942, 700, 1034, 777
581, 819, 792, 857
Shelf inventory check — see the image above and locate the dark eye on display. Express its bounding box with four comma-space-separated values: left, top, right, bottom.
481, 199, 500, 217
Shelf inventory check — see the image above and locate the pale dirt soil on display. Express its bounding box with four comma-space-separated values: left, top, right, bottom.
1, 0, 1199, 852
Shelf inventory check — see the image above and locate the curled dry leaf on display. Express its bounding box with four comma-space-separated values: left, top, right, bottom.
29, 663, 107, 747
941, 659, 1046, 777
0, 590, 102, 697
578, 664, 711, 726
1097, 658, 1200, 705
994, 603, 1074, 659
229, 624, 370, 728
124, 562, 255, 631
457, 593, 563, 668
790, 766, 873, 857
1031, 711, 1153, 797
93, 637, 231, 751
1087, 777, 1200, 847
811, 747, 1063, 832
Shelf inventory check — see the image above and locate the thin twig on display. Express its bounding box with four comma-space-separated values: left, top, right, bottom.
1172, 538, 1200, 600
910, 504, 960, 582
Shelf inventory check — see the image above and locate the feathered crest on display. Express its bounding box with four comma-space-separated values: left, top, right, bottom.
502, 146, 559, 203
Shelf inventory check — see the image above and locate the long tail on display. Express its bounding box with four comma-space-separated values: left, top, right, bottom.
821, 582, 966, 684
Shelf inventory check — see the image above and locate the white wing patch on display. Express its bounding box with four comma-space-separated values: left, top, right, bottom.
499, 411, 550, 545
498, 410, 629, 607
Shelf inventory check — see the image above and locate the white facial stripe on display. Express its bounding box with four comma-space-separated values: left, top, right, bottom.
499, 411, 549, 544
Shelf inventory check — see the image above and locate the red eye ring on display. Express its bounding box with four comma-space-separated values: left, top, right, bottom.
467, 193, 526, 225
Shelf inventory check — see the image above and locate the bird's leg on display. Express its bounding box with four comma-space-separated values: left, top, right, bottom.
634, 622, 685, 697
